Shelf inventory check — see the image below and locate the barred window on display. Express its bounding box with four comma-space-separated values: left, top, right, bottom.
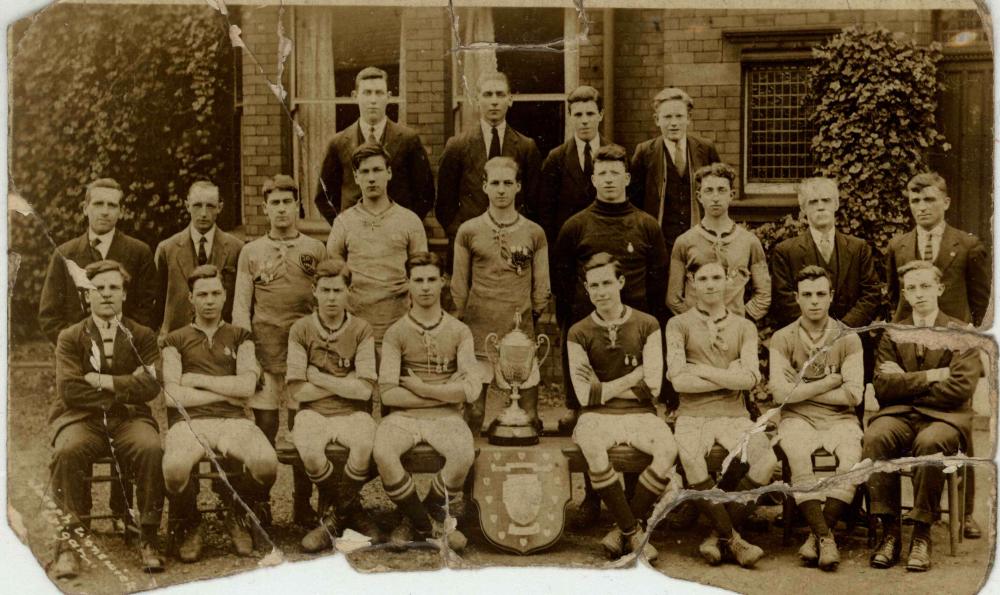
743, 62, 815, 184
934, 10, 987, 44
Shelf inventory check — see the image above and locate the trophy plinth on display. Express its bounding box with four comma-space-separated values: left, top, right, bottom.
485, 325, 550, 447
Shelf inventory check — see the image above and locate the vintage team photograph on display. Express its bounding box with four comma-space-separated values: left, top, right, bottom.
4, 0, 997, 593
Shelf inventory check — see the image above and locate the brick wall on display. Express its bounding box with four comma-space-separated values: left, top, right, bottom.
613, 9, 665, 156
577, 10, 605, 95
239, 5, 286, 237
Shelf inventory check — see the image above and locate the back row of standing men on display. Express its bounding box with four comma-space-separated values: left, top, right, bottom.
38, 67, 989, 577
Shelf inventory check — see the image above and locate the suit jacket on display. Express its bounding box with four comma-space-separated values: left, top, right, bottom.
771, 230, 881, 328
314, 120, 435, 223
153, 225, 244, 335
886, 224, 991, 326
38, 231, 158, 344
435, 124, 542, 236
51, 316, 160, 443
538, 135, 612, 247
628, 133, 720, 232
871, 312, 981, 449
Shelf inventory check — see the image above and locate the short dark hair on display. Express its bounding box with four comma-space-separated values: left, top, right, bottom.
483, 156, 520, 182
85, 178, 123, 206
355, 66, 388, 89
652, 87, 694, 113
351, 143, 393, 171
262, 174, 299, 202
405, 251, 443, 278
686, 252, 723, 277
314, 258, 352, 286
594, 144, 629, 170
566, 85, 603, 112
85, 259, 131, 284
694, 162, 738, 194
898, 259, 943, 283
187, 180, 219, 200
795, 265, 832, 289
187, 264, 223, 292
906, 171, 948, 196
582, 252, 621, 278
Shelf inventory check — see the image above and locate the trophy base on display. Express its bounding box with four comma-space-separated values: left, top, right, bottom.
487, 422, 540, 446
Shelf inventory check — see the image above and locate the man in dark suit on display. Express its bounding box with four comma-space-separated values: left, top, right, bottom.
314, 66, 435, 223
772, 177, 881, 330
885, 170, 991, 539
436, 71, 542, 266
864, 260, 981, 573
38, 178, 158, 344
887, 171, 991, 327
628, 87, 720, 258
154, 180, 244, 336
538, 85, 611, 248
48, 260, 165, 579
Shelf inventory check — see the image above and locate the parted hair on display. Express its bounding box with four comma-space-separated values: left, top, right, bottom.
795, 265, 833, 288
355, 66, 388, 88
652, 87, 694, 113
405, 251, 443, 277
906, 171, 948, 196
685, 252, 724, 277
898, 259, 943, 283
85, 259, 131, 284
694, 162, 738, 194
483, 156, 520, 181
593, 144, 629, 170
85, 178, 123, 206
261, 174, 299, 202
796, 177, 838, 208
314, 258, 352, 286
187, 180, 219, 200
582, 252, 621, 278
351, 143, 393, 171
187, 264, 223, 292
566, 85, 602, 112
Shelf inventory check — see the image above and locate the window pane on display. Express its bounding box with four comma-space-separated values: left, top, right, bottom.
744, 63, 814, 183
330, 7, 401, 97
494, 8, 564, 95
505, 101, 565, 157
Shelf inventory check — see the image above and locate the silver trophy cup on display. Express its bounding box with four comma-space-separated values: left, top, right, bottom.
485, 325, 550, 446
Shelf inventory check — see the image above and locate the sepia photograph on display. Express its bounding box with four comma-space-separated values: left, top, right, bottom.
3, 1, 996, 593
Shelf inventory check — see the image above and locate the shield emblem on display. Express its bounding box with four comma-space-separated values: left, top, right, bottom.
472, 445, 571, 554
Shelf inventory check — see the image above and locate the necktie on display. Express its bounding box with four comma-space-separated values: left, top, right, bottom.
672, 141, 686, 174
90, 237, 102, 261
368, 126, 377, 145
489, 126, 501, 160
197, 236, 208, 266
922, 233, 935, 262
915, 318, 926, 362
819, 237, 833, 263
103, 321, 115, 369
583, 142, 593, 178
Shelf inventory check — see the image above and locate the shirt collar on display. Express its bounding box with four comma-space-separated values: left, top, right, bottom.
91, 313, 121, 333
191, 318, 225, 337
913, 309, 940, 328
88, 228, 115, 250
190, 225, 216, 246
313, 311, 350, 339
662, 135, 686, 155
575, 134, 600, 153
590, 305, 631, 328
809, 226, 835, 248
916, 221, 946, 239
480, 119, 507, 148
360, 118, 388, 142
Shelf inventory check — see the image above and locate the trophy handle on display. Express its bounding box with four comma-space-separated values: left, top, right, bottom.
485, 333, 500, 365
535, 334, 551, 367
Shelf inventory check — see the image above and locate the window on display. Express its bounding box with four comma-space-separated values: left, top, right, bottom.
743, 62, 815, 188
290, 6, 404, 223
934, 10, 987, 45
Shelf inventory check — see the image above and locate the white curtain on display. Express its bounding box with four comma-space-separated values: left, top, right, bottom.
455, 7, 497, 132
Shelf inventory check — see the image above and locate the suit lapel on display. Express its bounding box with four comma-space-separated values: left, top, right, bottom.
921, 313, 950, 370
564, 138, 585, 185
502, 127, 518, 159
833, 232, 851, 291
469, 127, 486, 172
797, 233, 818, 266
899, 230, 918, 264
211, 232, 231, 268
383, 121, 402, 159
74, 233, 97, 267
935, 225, 960, 273
172, 228, 197, 277
897, 316, 919, 371
652, 140, 666, 215
104, 231, 125, 263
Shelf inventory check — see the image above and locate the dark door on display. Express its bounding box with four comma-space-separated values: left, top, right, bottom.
931, 54, 993, 248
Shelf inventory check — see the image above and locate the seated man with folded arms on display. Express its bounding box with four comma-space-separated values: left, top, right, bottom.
161, 265, 278, 561
568, 252, 675, 561
769, 265, 864, 571
865, 260, 981, 573
666, 255, 775, 568
287, 259, 378, 552
373, 252, 480, 552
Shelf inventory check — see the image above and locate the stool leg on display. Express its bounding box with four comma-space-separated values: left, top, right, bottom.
864, 486, 876, 548
958, 466, 967, 544
948, 472, 959, 556
781, 453, 792, 546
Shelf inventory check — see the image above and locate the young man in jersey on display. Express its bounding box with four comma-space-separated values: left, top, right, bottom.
666, 256, 775, 568
568, 252, 674, 560
161, 265, 278, 561
287, 259, 378, 552
232, 174, 328, 526
769, 266, 864, 571
451, 156, 550, 433
373, 252, 480, 552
